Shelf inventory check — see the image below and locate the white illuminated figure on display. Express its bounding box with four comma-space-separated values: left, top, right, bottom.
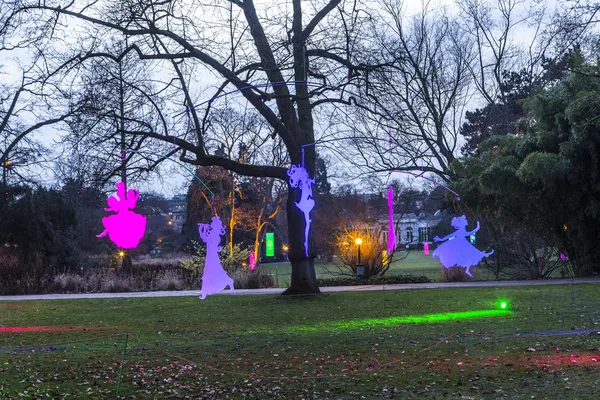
198, 216, 234, 300
432, 215, 493, 277
287, 165, 315, 257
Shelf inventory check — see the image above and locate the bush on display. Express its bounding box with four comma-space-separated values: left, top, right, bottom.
52, 273, 85, 293
152, 271, 185, 290
317, 274, 430, 287
439, 267, 471, 282
180, 242, 251, 275
230, 269, 275, 289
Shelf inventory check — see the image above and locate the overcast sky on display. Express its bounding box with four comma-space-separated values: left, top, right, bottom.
1, 0, 564, 197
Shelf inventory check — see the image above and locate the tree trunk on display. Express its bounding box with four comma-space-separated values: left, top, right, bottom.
121, 254, 133, 274
282, 184, 320, 295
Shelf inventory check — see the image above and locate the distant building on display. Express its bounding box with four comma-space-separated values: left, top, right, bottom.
383, 212, 442, 250
166, 194, 187, 232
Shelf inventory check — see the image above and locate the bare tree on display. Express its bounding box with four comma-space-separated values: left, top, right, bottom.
332, 1, 474, 181
0, 0, 386, 294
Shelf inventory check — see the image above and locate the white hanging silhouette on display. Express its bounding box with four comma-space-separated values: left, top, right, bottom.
432, 215, 493, 277
198, 216, 234, 300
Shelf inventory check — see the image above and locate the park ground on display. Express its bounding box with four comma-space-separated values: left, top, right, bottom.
1, 283, 599, 399
261, 251, 513, 287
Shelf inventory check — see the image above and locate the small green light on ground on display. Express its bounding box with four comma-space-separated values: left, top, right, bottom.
500, 302, 507, 309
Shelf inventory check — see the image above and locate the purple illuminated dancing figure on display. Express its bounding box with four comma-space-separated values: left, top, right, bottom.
288, 165, 315, 257
432, 215, 493, 277
198, 216, 234, 300
97, 182, 146, 248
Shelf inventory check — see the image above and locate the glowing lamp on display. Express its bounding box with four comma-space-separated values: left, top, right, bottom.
424, 242, 430, 255
355, 237, 363, 245
282, 245, 289, 252
118, 251, 125, 257
500, 301, 507, 309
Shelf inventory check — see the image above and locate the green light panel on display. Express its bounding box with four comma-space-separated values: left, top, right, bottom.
265, 232, 275, 257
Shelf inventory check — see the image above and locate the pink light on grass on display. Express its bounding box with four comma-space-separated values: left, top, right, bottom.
97, 182, 147, 248
387, 186, 396, 254
424, 242, 430, 255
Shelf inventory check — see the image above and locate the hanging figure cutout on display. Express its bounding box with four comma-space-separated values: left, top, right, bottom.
288, 165, 315, 257
432, 215, 493, 277
198, 216, 234, 300
387, 186, 396, 254
97, 182, 146, 248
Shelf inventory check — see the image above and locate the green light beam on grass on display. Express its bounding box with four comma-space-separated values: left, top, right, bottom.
245, 309, 512, 335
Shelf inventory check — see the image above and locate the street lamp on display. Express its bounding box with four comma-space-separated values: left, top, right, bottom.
355, 237, 364, 277
355, 237, 363, 263
282, 245, 289, 261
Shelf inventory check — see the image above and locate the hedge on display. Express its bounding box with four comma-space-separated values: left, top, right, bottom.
317, 274, 431, 287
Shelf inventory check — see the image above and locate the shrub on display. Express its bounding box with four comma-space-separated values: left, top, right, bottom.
52, 273, 85, 293
230, 269, 275, 289
152, 271, 185, 290
99, 273, 137, 292
180, 242, 251, 275
439, 267, 471, 282
317, 274, 430, 287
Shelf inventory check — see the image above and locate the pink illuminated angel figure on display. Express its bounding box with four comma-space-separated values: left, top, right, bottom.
97, 182, 146, 248
198, 216, 235, 300
432, 215, 493, 277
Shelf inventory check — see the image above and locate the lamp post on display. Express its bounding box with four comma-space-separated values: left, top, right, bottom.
282, 245, 289, 261
355, 237, 364, 277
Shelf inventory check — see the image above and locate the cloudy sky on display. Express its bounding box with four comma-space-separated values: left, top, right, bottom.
1, 0, 564, 197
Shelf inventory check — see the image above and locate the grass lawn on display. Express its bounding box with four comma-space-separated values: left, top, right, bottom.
1, 284, 599, 399
260, 251, 495, 287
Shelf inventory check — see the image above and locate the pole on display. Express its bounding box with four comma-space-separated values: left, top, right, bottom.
115, 333, 129, 399
358, 245, 361, 264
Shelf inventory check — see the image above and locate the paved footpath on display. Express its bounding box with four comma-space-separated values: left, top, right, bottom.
1, 277, 599, 301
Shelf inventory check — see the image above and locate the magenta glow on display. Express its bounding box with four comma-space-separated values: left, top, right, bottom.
97, 182, 146, 249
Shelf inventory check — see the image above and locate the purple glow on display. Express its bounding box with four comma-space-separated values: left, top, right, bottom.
560, 253, 567, 261
424, 242, 430, 256
387, 186, 396, 254
249, 252, 256, 271
97, 182, 146, 249
198, 216, 234, 300
432, 215, 493, 277
288, 165, 315, 257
